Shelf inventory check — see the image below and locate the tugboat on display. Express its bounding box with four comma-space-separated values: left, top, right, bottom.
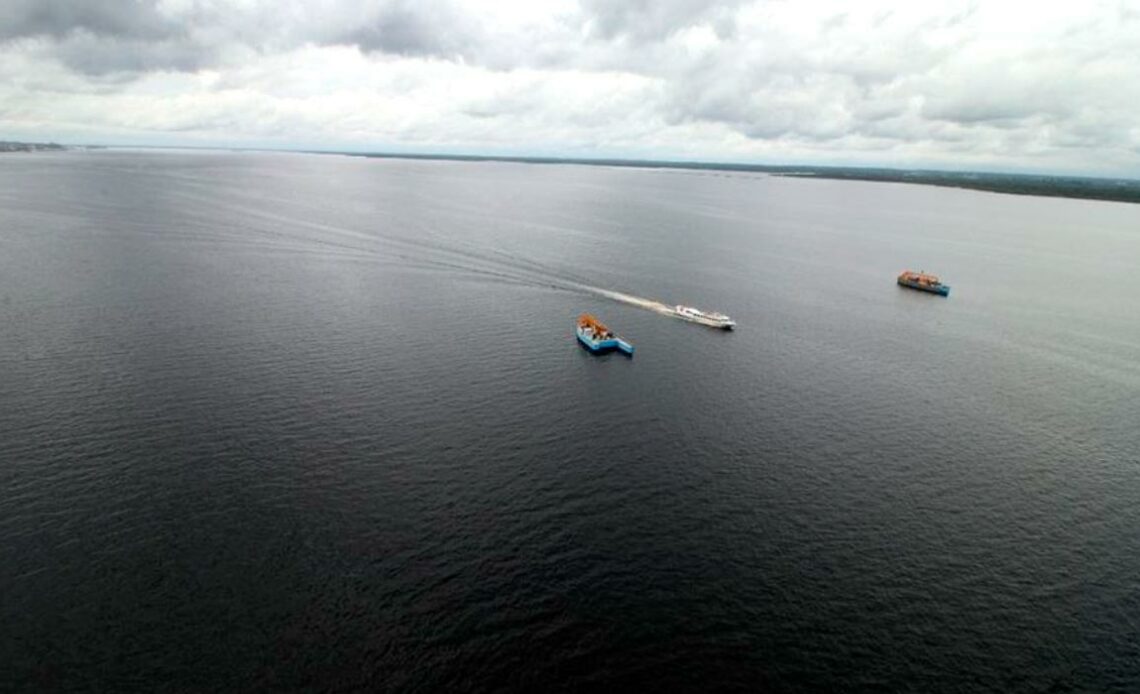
897, 270, 950, 297
672, 305, 736, 330
576, 314, 634, 356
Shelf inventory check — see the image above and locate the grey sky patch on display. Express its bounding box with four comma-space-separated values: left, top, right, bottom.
337, 0, 483, 59
51, 33, 214, 75
0, 0, 228, 75
0, 0, 178, 41
580, 0, 745, 42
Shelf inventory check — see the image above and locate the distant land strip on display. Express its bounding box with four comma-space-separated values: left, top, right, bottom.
4, 141, 1138, 204
336, 151, 1140, 205
0, 141, 66, 153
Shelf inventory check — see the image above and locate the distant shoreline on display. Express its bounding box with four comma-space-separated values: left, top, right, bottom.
0, 141, 67, 153
335, 151, 1140, 205
6, 141, 1138, 204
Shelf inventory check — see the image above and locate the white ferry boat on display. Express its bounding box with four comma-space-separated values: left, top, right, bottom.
672, 305, 736, 330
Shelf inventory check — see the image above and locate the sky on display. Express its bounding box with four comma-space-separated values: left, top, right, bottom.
2, 0, 1139, 175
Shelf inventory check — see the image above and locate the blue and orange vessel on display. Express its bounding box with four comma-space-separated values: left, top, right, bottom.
898, 270, 950, 296
576, 314, 634, 356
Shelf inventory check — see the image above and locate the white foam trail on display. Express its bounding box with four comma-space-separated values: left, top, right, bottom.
571, 283, 677, 317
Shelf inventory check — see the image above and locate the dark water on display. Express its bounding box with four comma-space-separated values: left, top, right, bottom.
2, 151, 1139, 692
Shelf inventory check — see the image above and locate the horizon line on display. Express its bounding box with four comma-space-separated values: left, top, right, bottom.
23, 140, 1137, 183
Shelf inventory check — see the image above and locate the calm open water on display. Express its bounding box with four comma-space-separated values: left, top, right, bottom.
2, 151, 1138, 692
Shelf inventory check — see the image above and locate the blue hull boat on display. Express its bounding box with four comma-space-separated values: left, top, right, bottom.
576, 314, 633, 356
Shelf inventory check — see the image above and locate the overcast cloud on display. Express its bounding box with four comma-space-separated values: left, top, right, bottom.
2, 0, 1139, 174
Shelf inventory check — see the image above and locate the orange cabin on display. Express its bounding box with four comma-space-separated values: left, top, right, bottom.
577, 313, 614, 337
578, 313, 607, 331
899, 270, 940, 284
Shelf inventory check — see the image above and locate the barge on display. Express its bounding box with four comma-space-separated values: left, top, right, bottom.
576, 314, 634, 355
898, 270, 950, 297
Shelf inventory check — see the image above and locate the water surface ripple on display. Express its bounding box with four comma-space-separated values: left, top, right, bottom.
2, 152, 1138, 692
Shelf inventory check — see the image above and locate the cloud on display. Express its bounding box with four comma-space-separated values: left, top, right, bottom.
336, 0, 485, 59
580, 0, 743, 41
0, 0, 231, 74
0, 0, 1138, 174
0, 0, 178, 41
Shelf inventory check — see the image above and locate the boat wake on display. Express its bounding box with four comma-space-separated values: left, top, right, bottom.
162, 179, 723, 326
574, 285, 735, 328
575, 286, 676, 318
